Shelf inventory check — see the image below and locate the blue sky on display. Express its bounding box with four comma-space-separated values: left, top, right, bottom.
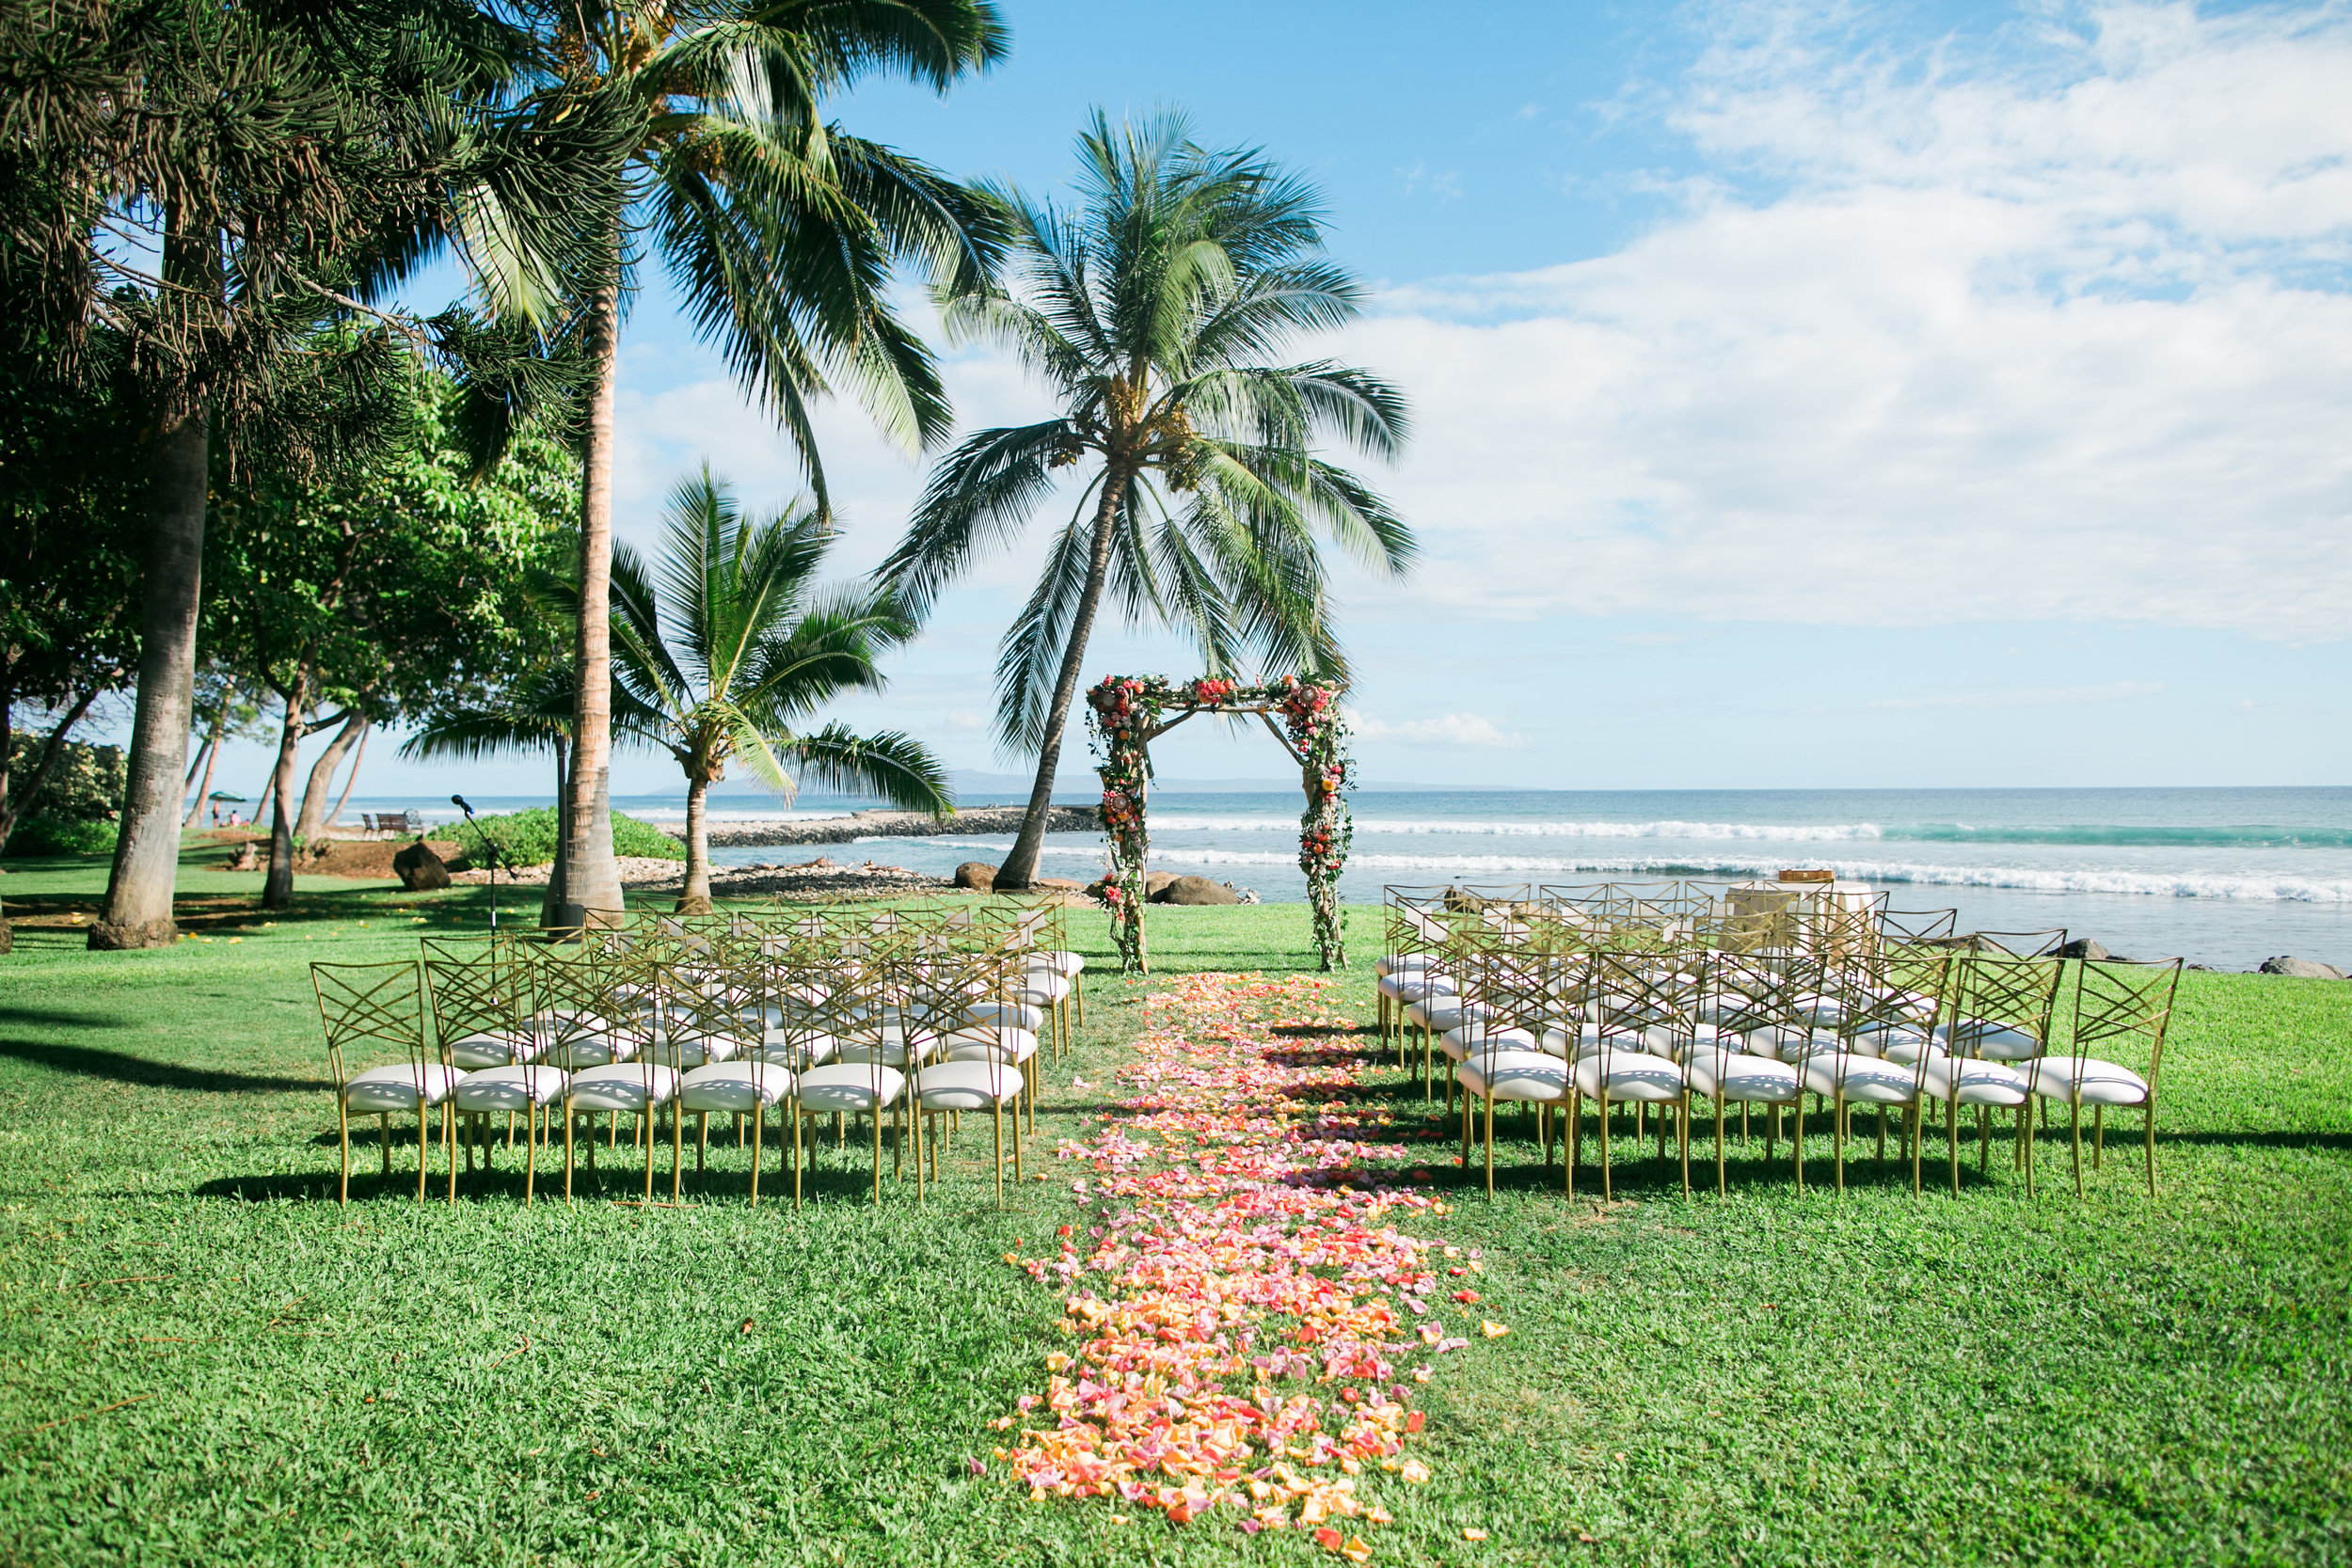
173, 0, 2352, 801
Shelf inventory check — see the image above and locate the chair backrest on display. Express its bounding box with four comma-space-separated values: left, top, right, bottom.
1589, 947, 1701, 1060
1882, 909, 1961, 944
1951, 951, 2065, 1058
1710, 948, 1832, 1056
1972, 928, 2069, 959
312, 961, 426, 1088
1838, 943, 1959, 1074
2071, 958, 2185, 1091
532, 944, 652, 1059
421, 936, 529, 1058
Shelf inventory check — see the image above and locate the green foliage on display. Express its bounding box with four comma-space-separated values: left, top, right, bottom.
3, 734, 124, 821
881, 111, 1415, 758
0, 812, 118, 856
443, 807, 681, 870
606, 467, 951, 814
203, 361, 580, 727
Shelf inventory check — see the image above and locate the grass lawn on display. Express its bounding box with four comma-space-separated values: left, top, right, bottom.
2, 845, 2348, 1565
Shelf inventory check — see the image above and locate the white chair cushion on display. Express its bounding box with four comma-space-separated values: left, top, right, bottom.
1457, 1056, 1570, 1103
565, 1063, 680, 1112
1572, 1053, 1685, 1101
835, 1026, 940, 1069
755, 1028, 837, 1068
1377, 953, 1444, 975
1377, 974, 1456, 1003
1844, 1024, 1930, 1060
941, 1026, 1039, 1064
1767, 1030, 1847, 1064
964, 1001, 1044, 1033
648, 1033, 742, 1070
1800, 1054, 1919, 1103
447, 1033, 538, 1070
1919, 1057, 2028, 1106
679, 1060, 793, 1113
342, 1062, 461, 1113
796, 1064, 905, 1114
453, 1064, 569, 1111
913, 1060, 1024, 1111
543, 1032, 637, 1070
1041, 951, 1085, 978
1940, 1020, 2042, 1060
1011, 974, 1071, 1006
2021, 1055, 2151, 1106
1439, 1023, 1539, 1063
1406, 997, 1489, 1031
1688, 1053, 1801, 1103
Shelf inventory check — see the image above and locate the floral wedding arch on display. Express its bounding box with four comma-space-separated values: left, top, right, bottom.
1087, 674, 1353, 973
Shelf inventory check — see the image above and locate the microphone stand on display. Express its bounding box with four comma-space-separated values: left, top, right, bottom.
456, 798, 501, 933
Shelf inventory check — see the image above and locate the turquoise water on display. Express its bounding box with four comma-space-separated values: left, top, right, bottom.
363, 787, 2352, 971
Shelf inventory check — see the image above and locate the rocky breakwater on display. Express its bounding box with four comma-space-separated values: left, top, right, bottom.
699, 803, 1098, 847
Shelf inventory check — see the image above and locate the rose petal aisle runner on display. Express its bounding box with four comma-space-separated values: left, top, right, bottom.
993, 973, 1466, 1556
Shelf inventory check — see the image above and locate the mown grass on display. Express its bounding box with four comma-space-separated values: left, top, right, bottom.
2, 847, 2348, 1565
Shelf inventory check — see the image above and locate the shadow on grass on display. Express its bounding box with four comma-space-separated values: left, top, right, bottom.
0, 1037, 332, 1095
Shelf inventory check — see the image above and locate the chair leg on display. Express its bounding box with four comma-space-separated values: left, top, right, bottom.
1831, 1095, 1847, 1196
1598, 1093, 1613, 1202
1483, 1093, 1495, 1198
2144, 1101, 2156, 1197
792, 1109, 803, 1212
564, 1105, 575, 1203
671, 1100, 683, 1201
2070, 1099, 2084, 1197
1715, 1093, 1727, 1197
749, 1101, 763, 1207
2093, 1105, 2105, 1170
1792, 1098, 1805, 1192
447, 1103, 460, 1205
1565, 1091, 1580, 1196
871, 1104, 883, 1204
339, 1103, 351, 1206
524, 1101, 537, 1208
417, 1104, 430, 1203
993, 1101, 1005, 1208
697, 1112, 707, 1174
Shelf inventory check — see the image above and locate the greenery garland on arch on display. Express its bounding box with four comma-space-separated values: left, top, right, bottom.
1087, 674, 1353, 973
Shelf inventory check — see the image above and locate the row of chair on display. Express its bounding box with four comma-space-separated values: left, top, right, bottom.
1375, 885, 2182, 1200
312, 902, 1087, 1209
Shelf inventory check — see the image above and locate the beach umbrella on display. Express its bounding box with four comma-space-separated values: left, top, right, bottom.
208, 791, 246, 801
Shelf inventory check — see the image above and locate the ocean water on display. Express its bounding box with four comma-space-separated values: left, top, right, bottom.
349, 787, 2352, 971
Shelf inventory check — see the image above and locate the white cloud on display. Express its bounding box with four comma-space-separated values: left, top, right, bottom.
1351, 711, 1524, 748
1343, 1, 2352, 641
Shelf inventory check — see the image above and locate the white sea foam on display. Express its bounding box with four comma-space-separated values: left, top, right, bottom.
1148, 816, 1885, 841
1033, 845, 2352, 901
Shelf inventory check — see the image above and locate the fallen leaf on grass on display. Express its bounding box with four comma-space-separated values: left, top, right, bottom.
1463, 1526, 1488, 1541
1481, 1321, 1511, 1338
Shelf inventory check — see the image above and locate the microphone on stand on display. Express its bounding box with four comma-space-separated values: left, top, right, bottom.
453, 794, 499, 932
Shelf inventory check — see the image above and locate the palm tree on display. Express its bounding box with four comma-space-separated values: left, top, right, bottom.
878, 111, 1415, 889
477, 0, 1006, 924
617, 467, 946, 910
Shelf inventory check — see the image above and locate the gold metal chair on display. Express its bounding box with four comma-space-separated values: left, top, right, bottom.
313, 960, 454, 1205
2023, 958, 2184, 1196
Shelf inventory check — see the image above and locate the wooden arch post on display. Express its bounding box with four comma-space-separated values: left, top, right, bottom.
1086, 675, 1353, 974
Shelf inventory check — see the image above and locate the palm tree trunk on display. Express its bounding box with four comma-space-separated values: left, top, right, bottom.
89, 408, 208, 950
676, 775, 713, 913
561, 261, 625, 926
262, 670, 311, 911
294, 710, 365, 847
324, 722, 368, 828
182, 690, 232, 829
541, 732, 571, 927
997, 469, 1129, 889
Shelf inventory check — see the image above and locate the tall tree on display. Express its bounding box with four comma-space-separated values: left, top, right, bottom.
609, 467, 946, 911
480, 0, 1006, 926
3, 0, 626, 946
879, 111, 1416, 888
203, 365, 578, 908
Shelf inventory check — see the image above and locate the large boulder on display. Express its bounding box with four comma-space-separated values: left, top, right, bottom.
391, 839, 452, 892
2260, 955, 2348, 980
1155, 875, 1239, 907
2057, 938, 2115, 961
953, 861, 997, 892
